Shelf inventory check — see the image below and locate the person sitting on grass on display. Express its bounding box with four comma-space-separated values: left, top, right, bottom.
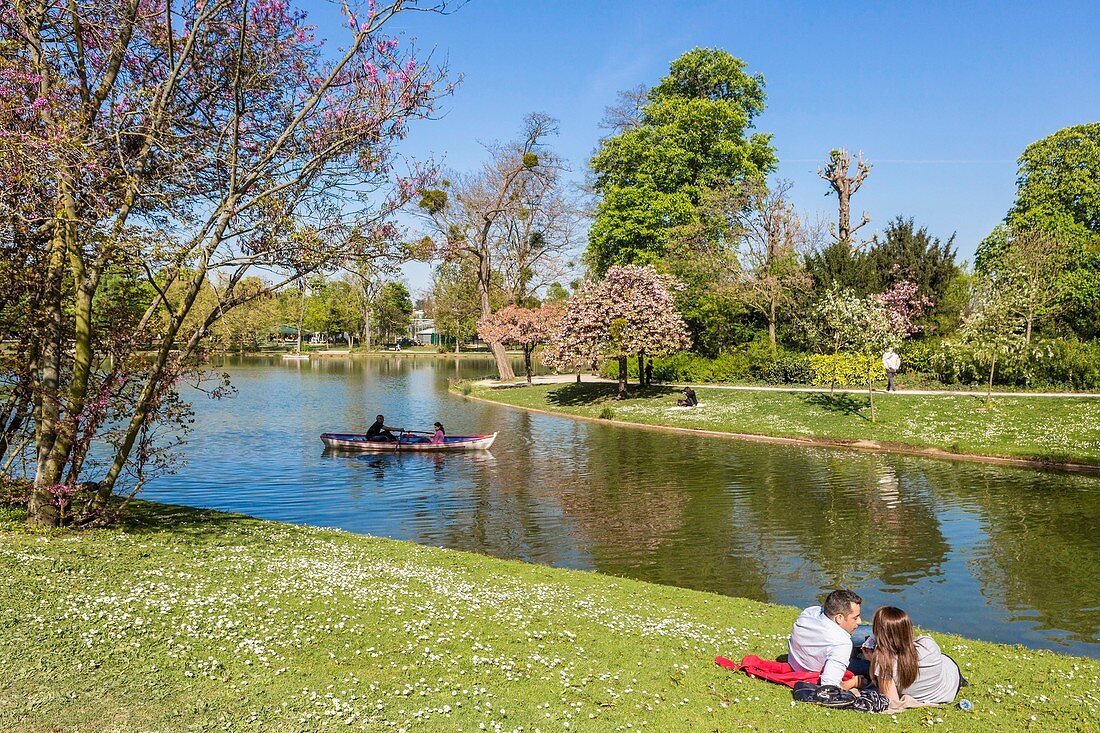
788, 589, 867, 691
677, 386, 698, 407
865, 606, 963, 706
366, 414, 402, 442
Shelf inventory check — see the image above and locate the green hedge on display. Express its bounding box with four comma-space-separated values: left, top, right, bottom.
601, 338, 1100, 390
609, 344, 811, 385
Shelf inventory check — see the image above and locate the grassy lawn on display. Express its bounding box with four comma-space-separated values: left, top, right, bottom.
464, 382, 1100, 466
2, 502, 1098, 732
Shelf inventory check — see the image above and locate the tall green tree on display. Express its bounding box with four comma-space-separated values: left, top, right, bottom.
976, 123, 1100, 338
430, 261, 483, 352
373, 282, 414, 344
586, 48, 776, 276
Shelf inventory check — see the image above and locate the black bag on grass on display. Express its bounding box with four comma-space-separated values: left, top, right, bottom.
792, 682, 857, 708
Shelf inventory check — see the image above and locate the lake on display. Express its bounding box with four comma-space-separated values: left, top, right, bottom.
140, 354, 1100, 659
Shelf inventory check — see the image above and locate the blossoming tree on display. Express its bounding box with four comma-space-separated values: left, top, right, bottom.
545, 265, 691, 398
477, 304, 562, 383
0, 0, 450, 526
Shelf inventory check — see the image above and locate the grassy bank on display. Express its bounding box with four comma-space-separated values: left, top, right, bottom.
463, 382, 1100, 467
2, 502, 1097, 732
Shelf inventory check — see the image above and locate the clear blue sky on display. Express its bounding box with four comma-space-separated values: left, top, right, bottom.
308, 0, 1100, 293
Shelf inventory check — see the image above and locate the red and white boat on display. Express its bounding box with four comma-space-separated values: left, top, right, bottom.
320, 431, 497, 452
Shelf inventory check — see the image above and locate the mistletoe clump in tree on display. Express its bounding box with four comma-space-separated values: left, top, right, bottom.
0, 0, 450, 526
545, 265, 691, 398
477, 304, 562, 384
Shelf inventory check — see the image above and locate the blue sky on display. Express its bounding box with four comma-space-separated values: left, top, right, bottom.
309, 0, 1100, 294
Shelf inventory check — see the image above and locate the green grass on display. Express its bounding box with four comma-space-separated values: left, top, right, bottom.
466, 382, 1100, 466
2, 502, 1098, 732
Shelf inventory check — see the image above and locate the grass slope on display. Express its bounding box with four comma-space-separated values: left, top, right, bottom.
466, 382, 1100, 466
1, 502, 1097, 732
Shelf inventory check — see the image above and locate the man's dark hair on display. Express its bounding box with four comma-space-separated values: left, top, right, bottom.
823, 589, 863, 618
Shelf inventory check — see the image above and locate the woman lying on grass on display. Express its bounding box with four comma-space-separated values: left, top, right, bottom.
867, 606, 964, 706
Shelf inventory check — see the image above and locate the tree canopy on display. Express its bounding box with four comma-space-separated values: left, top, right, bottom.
586, 48, 776, 275
976, 123, 1100, 339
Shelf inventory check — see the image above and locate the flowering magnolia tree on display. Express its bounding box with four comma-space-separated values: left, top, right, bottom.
544, 265, 691, 398
0, 0, 450, 526
477, 304, 562, 383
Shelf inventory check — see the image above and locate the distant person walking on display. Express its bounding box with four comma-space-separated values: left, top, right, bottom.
883, 347, 901, 392
644, 359, 654, 386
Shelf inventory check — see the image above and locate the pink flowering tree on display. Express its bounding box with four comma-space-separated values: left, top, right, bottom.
0, 0, 451, 526
477, 304, 562, 383
873, 280, 933, 338
545, 265, 691, 398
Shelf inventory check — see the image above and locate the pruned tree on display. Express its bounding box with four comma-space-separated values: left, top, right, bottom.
477, 304, 562, 383
820, 149, 873, 248
0, 0, 450, 526
418, 113, 575, 380
545, 265, 691, 398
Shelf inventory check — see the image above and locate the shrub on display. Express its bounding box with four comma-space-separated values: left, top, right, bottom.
928, 338, 1100, 390
809, 353, 885, 387
598, 406, 616, 420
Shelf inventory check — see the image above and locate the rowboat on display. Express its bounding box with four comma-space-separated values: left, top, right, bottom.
320, 432, 497, 452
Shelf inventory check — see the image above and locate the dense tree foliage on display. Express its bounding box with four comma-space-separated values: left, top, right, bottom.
586, 48, 776, 275
977, 123, 1100, 339
478, 304, 562, 383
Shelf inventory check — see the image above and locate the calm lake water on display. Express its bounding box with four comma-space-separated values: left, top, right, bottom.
141, 355, 1100, 659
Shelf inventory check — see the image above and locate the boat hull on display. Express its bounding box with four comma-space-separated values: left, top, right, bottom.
320, 432, 497, 452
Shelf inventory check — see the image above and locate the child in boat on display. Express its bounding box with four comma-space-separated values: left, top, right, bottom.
431, 422, 446, 444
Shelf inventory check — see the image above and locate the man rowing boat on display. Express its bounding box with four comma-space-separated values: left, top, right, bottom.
366, 414, 403, 442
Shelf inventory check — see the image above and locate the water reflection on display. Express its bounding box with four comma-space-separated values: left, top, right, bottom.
139, 355, 1100, 658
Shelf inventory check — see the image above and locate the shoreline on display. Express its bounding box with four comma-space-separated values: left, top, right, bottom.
458, 382, 1100, 473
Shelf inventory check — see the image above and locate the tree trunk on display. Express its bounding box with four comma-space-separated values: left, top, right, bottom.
473, 251, 515, 380
768, 297, 778, 353
986, 353, 996, 406
524, 345, 533, 384
617, 355, 628, 399
868, 364, 876, 423
637, 352, 644, 388
29, 221, 70, 526
1025, 315, 1033, 346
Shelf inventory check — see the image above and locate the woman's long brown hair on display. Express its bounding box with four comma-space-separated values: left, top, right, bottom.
871, 606, 919, 691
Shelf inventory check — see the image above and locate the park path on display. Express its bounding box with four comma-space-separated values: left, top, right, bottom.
479, 373, 1100, 398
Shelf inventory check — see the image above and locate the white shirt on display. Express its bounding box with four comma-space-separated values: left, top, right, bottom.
788, 606, 853, 687
883, 350, 901, 371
